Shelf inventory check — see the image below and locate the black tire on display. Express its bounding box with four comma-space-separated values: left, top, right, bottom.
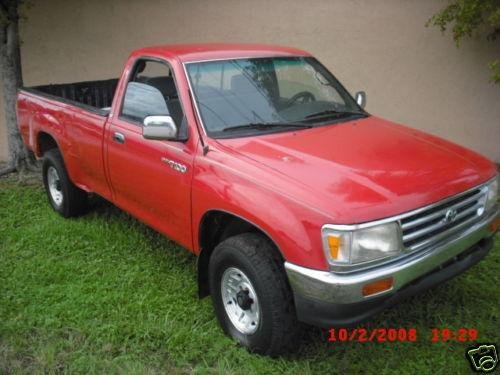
209, 233, 299, 356
42, 149, 88, 218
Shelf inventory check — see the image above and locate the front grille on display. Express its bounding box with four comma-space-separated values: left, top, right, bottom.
400, 186, 487, 252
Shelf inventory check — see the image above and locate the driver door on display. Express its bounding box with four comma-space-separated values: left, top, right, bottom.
106, 58, 193, 248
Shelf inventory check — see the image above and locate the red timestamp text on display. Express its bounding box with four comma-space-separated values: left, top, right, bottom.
328, 328, 418, 342
327, 327, 479, 343
430, 328, 478, 342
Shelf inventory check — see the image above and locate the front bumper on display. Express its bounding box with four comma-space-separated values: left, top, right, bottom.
285, 207, 499, 327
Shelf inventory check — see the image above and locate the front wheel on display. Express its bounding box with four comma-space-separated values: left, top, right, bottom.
209, 233, 300, 355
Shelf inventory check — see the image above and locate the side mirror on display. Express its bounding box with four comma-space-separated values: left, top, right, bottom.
354, 91, 366, 109
142, 115, 177, 140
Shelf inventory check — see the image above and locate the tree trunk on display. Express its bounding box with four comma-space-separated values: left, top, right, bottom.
0, 0, 37, 176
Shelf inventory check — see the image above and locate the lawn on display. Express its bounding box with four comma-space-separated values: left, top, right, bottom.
0, 177, 498, 374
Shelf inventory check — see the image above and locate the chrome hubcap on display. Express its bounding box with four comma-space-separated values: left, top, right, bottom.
221, 267, 260, 334
47, 166, 63, 206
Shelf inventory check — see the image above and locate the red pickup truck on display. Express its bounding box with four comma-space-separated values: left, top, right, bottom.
17, 44, 499, 355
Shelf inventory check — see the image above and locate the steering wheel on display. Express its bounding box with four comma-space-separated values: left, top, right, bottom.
286, 91, 316, 106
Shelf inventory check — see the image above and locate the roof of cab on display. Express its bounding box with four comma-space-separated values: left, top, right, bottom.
134, 43, 311, 63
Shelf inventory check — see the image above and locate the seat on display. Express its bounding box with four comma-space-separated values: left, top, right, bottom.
144, 76, 184, 128
191, 75, 278, 132
145, 76, 177, 99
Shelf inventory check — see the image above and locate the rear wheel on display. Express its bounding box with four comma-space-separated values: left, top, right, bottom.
209, 233, 299, 355
42, 149, 88, 217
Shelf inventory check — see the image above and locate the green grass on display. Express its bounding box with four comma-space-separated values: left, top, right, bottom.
0, 177, 498, 374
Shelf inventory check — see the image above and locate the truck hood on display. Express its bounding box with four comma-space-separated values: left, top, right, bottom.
215, 116, 495, 224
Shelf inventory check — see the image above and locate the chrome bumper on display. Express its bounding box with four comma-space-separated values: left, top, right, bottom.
285, 207, 499, 305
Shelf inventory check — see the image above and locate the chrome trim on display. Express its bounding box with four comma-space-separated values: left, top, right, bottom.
402, 202, 481, 242
112, 132, 125, 144
400, 191, 482, 230
221, 266, 261, 334
400, 187, 487, 249
406, 211, 480, 252
286, 206, 498, 305
161, 157, 187, 174
354, 91, 366, 109
47, 166, 63, 207
143, 115, 178, 140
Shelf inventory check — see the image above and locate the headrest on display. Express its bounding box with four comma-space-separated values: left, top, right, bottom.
146, 76, 176, 97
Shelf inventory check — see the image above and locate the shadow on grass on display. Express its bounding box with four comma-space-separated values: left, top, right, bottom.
87, 193, 191, 250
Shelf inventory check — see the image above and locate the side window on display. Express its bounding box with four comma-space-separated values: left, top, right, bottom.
120, 59, 185, 132
122, 82, 168, 122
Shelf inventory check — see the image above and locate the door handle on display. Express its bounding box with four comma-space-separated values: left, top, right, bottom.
113, 132, 125, 144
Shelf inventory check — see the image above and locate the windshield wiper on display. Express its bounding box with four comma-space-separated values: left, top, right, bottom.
222, 122, 312, 132
304, 109, 366, 121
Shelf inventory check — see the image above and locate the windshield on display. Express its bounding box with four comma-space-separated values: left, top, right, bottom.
185, 56, 366, 137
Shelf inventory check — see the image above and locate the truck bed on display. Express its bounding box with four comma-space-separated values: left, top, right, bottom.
17, 79, 115, 199
22, 78, 118, 115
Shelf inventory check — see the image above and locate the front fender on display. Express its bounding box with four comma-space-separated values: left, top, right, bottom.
191, 148, 331, 271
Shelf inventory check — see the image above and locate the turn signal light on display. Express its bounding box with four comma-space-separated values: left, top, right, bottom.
362, 277, 393, 297
489, 218, 500, 233
327, 235, 340, 259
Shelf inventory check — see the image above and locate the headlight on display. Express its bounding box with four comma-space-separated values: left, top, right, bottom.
322, 222, 402, 269
484, 177, 498, 212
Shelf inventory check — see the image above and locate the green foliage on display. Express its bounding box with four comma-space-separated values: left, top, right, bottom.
1, 179, 499, 374
489, 60, 500, 83
428, 0, 500, 45
427, 0, 500, 84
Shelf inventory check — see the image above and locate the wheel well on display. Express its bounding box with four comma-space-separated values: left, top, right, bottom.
197, 211, 283, 298
37, 132, 58, 156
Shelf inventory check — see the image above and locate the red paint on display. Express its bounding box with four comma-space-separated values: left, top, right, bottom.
16, 44, 497, 271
